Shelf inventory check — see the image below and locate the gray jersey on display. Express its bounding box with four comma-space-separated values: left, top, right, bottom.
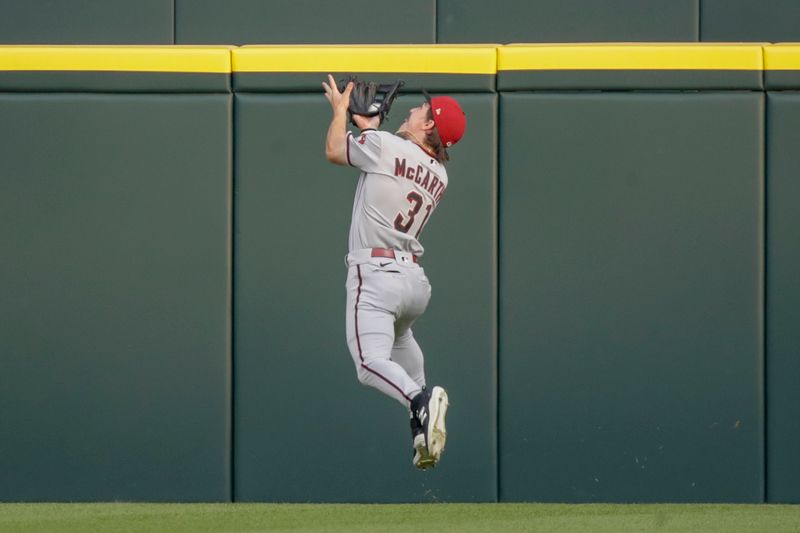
346, 129, 448, 257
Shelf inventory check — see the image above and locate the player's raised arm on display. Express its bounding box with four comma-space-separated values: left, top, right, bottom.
322, 74, 353, 166
352, 113, 381, 131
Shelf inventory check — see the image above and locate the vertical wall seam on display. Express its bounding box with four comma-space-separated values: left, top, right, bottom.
760, 42, 768, 503
697, 0, 702, 41
495, 90, 502, 503
229, 90, 237, 503
761, 90, 769, 504
433, 0, 438, 43
172, 0, 176, 44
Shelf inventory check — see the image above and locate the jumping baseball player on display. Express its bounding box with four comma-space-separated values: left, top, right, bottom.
322, 74, 466, 469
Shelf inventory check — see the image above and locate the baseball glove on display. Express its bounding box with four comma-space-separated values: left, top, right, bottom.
342, 76, 404, 126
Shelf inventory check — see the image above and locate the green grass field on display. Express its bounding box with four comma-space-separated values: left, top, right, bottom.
1, 503, 799, 532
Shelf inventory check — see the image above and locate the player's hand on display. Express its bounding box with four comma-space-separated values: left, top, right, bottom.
352, 114, 381, 130
323, 74, 353, 116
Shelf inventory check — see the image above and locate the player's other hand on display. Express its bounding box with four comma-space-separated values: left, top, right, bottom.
352, 114, 381, 130
323, 74, 353, 116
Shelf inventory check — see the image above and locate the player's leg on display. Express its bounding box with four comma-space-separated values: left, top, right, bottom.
395, 268, 449, 469
391, 327, 426, 389
392, 267, 431, 388
345, 266, 423, 407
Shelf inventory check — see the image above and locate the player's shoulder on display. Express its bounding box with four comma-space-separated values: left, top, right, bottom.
364, 129, 402, 143
350, 128, 395, 145
351, 129, 392, 137
374, 130, 402, 144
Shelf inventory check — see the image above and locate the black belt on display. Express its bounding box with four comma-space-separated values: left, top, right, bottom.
371, 248, 419, 264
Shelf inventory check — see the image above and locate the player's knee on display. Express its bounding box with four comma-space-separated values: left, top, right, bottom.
356, 363, 372, 386
357, 358, 388, 386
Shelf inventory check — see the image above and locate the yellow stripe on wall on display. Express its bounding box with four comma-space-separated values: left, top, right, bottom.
1, 44, 789, 75
764, 44, 800, 70
0, 46, 232, 73
498, 44, 764, 71
233, 45, 497, 74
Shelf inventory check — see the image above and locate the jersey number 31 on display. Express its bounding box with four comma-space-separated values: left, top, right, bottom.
394, 191, 433, 239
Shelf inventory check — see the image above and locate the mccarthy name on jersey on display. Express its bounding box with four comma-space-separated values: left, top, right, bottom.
392, 158, 446, 205
345, 129, 449, 255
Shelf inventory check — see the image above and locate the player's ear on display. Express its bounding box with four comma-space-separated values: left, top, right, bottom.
422, 118, 436, 132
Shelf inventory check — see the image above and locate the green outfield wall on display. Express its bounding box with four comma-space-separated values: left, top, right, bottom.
0, 47, 233, 502
0, 44, 799, 504
4, 1, 800, 44
0, 0, 173, 44
765, 90, 800, 504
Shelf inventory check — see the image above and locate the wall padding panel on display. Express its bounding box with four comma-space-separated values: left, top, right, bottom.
766, 92, 800, 503
233, 93, 496, 502
0, 93, 232, 501
0, 0, 173, 44
701, 0, 800, 42
499, 92, 763, 502
437, 0, 697, 43
176, 0, 434, 45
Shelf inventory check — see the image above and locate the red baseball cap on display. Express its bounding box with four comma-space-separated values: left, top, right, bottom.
424, 91, 466, 148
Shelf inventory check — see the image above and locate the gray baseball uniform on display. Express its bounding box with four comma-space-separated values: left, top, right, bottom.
343, 128, 448, 407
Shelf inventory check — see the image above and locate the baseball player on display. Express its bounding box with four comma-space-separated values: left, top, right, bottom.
322, 74, 466, 469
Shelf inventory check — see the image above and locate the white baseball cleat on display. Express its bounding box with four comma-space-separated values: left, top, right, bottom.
412, 433, 437, 470
410, 386, 449, 469
426, 386, 449, 462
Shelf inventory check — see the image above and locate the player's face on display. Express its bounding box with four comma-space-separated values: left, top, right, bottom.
398, 102, 433, 135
